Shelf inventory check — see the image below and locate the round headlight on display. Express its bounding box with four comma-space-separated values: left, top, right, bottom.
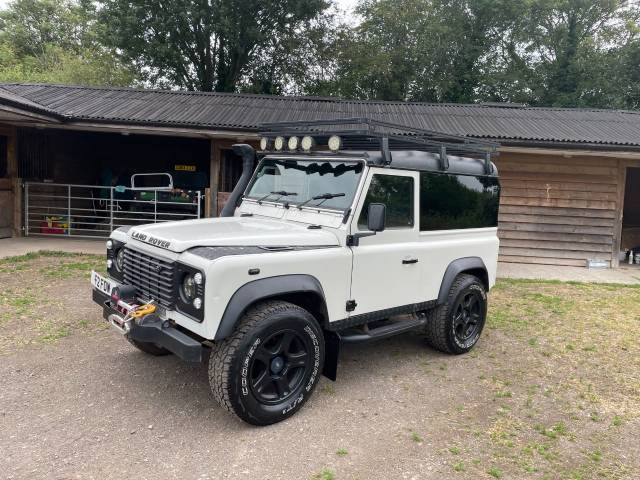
115, 248, 125, 272
288, 136, 299, 151
106, 240, 113, 250
181, 274, 196, 302
193, 272, 203, 285
328, 135, 342, 151
301, 136, 315, 151
193, 297, 202, 310
274, 136, 285, 151
259, 137, 270, 150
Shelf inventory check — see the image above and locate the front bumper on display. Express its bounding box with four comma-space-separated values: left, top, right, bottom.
92, 289, 204, 363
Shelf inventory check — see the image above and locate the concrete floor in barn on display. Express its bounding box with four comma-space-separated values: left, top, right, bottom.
1, 236, 639, 284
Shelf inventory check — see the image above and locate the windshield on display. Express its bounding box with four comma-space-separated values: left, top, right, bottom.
245, 158, 364, 211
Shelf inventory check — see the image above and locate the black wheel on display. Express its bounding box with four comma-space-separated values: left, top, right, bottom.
126, 336, 171, 356
424, 274, 487, 354
209, 300, 324, 426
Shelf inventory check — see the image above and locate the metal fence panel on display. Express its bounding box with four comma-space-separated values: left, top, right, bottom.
24, 182, 202, 238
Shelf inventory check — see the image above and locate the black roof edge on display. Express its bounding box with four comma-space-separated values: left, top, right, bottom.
499, 138, 640, 152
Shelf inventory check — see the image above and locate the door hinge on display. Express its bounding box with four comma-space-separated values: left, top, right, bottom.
346, 300, 357, 312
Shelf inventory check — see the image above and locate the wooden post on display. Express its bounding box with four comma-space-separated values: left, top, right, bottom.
209, 139, 220, 217
6, 126, 22, 237
612, 159, 628, 268
203, 188, 212, 218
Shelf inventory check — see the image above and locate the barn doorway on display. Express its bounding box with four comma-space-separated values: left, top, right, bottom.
621, 167, 640, 265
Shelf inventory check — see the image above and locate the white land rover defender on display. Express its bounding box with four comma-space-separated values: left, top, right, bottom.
91, 118, 501, 425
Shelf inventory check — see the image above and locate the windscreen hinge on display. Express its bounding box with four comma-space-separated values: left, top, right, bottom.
346, 300, 357, 312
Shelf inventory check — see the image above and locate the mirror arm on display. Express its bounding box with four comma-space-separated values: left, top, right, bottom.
346, 231, 376, 247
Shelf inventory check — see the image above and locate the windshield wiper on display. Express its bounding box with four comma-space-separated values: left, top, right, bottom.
297, 192, 346, 209
257, 191, 298, 204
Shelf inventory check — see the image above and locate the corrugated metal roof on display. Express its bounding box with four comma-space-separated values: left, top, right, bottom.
1, 83, 640, 147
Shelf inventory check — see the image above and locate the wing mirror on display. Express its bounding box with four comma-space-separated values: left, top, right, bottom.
367, 203, 386, 232
349, 203, 386, 246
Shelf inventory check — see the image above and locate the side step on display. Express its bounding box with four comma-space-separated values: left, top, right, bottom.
339, 315, 427, 344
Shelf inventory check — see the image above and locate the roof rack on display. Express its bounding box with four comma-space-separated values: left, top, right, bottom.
259, 117, 499, 174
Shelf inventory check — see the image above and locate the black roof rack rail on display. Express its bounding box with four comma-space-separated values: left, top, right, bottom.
259, 117, 499, 174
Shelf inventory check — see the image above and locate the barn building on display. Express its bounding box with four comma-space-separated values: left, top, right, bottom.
1, 83, 640, 268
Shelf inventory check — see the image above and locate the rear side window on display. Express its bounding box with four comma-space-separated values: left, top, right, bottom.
358, 174, 414, 229
420, 172, 500, 231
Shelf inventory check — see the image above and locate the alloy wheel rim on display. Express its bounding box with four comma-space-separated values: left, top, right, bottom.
249, 329, 309, 404
453, 291, 482, 343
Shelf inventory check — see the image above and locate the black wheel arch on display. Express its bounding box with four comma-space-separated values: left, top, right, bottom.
214, 274, 329, 341
437, 257, 489, 305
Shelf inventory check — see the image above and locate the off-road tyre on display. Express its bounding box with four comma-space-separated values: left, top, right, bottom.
424, 274, 487, 354
209, 300, 324, 426
126, 336, 171, 356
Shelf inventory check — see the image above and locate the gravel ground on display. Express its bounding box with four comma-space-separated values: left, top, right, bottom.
1, 253, 639, 480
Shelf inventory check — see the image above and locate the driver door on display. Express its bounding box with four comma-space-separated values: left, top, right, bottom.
348, 169, 421, 316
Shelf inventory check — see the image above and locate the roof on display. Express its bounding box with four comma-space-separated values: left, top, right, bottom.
1, 83, 640, 148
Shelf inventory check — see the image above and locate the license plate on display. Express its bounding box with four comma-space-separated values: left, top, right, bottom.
91, 271, 115, 297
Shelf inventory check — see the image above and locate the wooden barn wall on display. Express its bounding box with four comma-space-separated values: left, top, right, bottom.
495, 152, 621, 267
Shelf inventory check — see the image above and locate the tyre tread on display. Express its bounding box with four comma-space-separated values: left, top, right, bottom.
208, 300, 308, 416
424, 274, 477, 354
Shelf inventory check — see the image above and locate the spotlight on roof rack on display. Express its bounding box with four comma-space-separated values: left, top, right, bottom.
328, 135, 342, 152
274, 136, 285, 151
301, 136, 315, 151
259, 137, 270, 151
288, 136, 299, 151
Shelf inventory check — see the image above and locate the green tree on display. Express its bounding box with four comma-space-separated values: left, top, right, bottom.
490, 0, 640, 108
308, 0, 524, 102
99, 0, 332, 93
0, 0, 136, 86
307, 0, 640, 109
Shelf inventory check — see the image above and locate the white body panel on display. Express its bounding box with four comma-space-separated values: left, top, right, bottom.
104, 158, 500, 341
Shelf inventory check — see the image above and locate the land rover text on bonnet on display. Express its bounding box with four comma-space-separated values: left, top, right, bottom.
91, 118, 501, 425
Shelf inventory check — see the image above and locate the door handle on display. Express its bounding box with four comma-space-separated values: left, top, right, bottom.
402, 258, 418, 264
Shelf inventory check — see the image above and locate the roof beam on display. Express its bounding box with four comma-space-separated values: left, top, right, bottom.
0, 120, 259, 140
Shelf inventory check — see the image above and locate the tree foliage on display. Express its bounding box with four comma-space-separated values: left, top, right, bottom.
0, 0, 639, 109
0, 0, 136, 86
99, 0, 332, 92
309, 0, 640, 109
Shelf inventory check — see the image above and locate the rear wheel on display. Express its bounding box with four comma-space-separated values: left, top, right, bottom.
424, 274, 487, 354
209, 300, 324, 425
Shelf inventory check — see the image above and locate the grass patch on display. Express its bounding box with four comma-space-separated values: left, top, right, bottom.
320, 384, 336, 395
410, 430, 423, 443
335, 448, 348, 457
588, 450, 602, 463
311, 469, 334, 480
453, 461, 465, 472
487, 466, 503, 478
38, 323, 71, 343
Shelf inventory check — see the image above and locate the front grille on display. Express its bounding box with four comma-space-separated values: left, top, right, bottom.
123, 248, 177, 309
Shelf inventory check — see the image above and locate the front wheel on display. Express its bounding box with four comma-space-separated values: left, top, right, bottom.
209, 301, 325, 425
424, 274, 487, 354
126, 336, 171, 356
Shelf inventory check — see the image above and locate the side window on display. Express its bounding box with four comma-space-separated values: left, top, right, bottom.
358, 174, 414, 229
419, 172, 500, 231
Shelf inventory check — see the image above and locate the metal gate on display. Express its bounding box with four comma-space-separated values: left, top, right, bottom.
24, 182, 202, 238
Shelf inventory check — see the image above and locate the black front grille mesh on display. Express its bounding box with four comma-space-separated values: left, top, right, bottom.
123, 248, 176, 308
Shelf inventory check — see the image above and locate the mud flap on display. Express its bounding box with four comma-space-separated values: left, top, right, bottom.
322, 330, 340, 381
